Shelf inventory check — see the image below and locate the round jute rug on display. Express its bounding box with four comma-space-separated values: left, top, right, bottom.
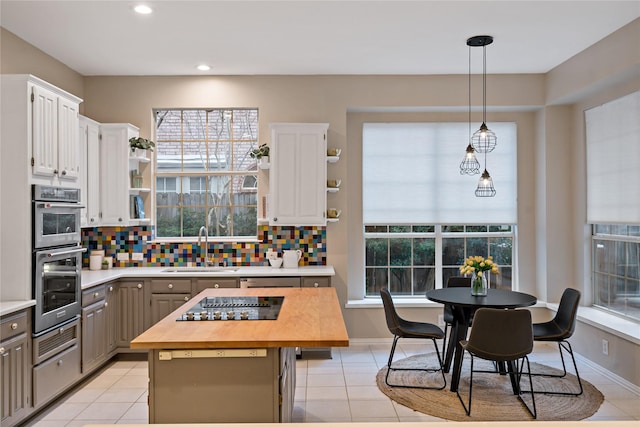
376, 353, 604, 421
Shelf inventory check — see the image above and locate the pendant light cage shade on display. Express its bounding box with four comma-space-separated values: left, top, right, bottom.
475, 169, 497, 197
460, 144, 481, 175
471, 122, 497, 153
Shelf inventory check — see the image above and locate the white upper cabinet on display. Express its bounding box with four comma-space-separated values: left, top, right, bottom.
79, 115, 101, 227
28, 77, 82, 181
269, 123, 328, 226
99, 123, 139, 226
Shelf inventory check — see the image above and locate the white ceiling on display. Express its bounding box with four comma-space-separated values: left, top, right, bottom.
1, 1, 638, 76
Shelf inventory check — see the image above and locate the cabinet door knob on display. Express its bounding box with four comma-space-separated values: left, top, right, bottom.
94, 292, 100, 298
58, 327, 65, 334
214, 284, 219, 288
168, 284, 173, 289
118, 217, 123, 222
90, 218, 95, 222
0, 347, 5, 355
313, 282, 319, 288
57, 359, 63, 366
53, 169, 58, 174
184, 296, 189, 301
273, 217, 278, 222
61, 170, 67, 176
137, 283, 142, 289
104, 302, 108, 307
10, 322, 18, 330
108, 286, 113, 292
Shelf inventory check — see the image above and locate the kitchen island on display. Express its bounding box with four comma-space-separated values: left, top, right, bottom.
130, 286, 349, 424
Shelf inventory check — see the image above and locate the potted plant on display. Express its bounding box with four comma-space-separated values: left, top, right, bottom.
250, 144, 270, 165
129, 136, 155, 158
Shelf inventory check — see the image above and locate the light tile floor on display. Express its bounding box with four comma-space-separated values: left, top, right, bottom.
25, 341, 640, 425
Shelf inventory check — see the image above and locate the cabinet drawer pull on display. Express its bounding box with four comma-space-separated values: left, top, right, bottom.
168, 284, 173, 289
94, 292, 100, 298
214, 284, 219, 288
184, 296, 189, 301
313, 282, 319, 288
10, 322, 18, 330
137, 283, 142, 289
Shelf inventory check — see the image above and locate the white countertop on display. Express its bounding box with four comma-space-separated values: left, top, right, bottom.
0, 300, 36, 317
0, 266, 334, 318
82, 265, 335, 289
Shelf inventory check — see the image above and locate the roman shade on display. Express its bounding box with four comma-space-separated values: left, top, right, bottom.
363, 122, 517, 224
585, 90, 640, 224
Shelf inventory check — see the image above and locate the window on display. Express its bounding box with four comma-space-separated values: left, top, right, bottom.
586, 91, 640, 321
592, 226, 640, 321
365, 224, 513, 296
362, 122, 517, 296
154, 108, 259, 239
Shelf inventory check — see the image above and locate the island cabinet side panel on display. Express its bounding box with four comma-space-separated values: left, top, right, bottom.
148, 347, 283, 423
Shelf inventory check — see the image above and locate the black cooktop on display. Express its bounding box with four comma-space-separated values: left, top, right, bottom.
176, 296, 285, 321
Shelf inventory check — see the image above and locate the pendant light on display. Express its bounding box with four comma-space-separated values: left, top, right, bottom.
460, 46, 480, 175
465, 35, 497, 197
468, 35, 497, 154
475, 169, 496, 197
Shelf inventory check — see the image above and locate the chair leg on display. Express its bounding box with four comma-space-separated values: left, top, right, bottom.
385, 336, 446, 390
456, 350, 474, 416
517, 356, 537, 419
441, 322, 449, 360
530, 340, 584, 396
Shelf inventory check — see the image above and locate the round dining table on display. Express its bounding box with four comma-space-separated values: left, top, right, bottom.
426, 287, 537, 392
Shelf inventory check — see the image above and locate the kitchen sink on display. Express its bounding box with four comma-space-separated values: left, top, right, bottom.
162, 267, 239, 273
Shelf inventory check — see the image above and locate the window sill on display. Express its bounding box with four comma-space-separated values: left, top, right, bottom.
347, 299, 640, 341
554, 305, 640, 345
346, 297, 549, 310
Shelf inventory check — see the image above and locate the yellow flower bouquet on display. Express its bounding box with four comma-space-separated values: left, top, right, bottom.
459, 255, 499, 296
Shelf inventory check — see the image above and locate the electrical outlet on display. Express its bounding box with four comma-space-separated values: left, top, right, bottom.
132, 252, 144, 261
437, 314, 445, 327
602, 339, 609, 355
116, 252, 129, 261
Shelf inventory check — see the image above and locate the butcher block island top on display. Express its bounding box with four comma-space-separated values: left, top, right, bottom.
130, 287, 349, 350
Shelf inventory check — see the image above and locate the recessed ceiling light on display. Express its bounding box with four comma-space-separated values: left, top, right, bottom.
197, 64, 211, 71
134, 5, 153, 14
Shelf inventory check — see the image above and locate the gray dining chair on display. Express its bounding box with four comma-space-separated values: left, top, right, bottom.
380, 288, 447, 390
456, 307, 536, 418
531, 288, 583, 396
440, 276, 472, 359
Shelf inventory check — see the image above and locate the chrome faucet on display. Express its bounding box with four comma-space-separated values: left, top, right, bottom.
197, 226, 208, 265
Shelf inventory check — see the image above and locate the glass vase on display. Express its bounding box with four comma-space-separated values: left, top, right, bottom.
471, 271, 488, 296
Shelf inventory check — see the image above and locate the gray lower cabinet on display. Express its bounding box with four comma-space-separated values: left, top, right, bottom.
104, 283, 117, 355
0, 310, 31, 427
81, 286, 107, 373
117, 280, 148, 347
302, 276, 331, 288
193, 278, 238, 294
148, 347, 295, 423
150, 294, 190, 325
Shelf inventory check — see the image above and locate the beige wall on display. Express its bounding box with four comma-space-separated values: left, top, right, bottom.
0, 27, 84, 101
1, 18, 638, 384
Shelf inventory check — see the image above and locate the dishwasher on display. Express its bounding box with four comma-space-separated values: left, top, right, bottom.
239, 277, 332, 359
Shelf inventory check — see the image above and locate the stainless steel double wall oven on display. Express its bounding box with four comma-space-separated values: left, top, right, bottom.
32, 185, 85, 335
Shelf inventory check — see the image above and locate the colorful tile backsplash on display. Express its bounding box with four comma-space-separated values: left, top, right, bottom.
81, 225, 326, 268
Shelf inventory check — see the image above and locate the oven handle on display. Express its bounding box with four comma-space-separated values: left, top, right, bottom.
36, 202, 85, 209
45, 247, 87, 257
